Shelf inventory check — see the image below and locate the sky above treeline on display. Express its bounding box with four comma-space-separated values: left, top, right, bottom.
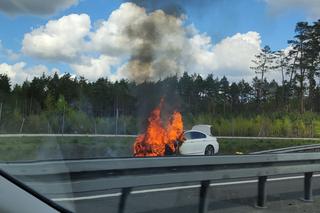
0, 0, 319, 84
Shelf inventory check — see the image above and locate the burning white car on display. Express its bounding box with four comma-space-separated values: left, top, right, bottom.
178, 125, 219, 156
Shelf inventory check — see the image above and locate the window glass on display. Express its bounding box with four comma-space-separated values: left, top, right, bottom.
191, 131, 206, 139
184, 132, 192, 140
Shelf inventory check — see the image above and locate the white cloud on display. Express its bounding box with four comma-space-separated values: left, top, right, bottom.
90, 3, 185, 54
265, 0, 320, 19
20, 2, 264, 83
89, 2, 187, 81
89, 3, 262, 82
90, 3, 261, 82
0, 62, 31, 84
22, 14, 90, 61
0, 0, 78, 16
0, 62, 58, 84
90, 2, 150, 56
0, 40, 20, 61
70, 55, 119, 81
210, 32, 261, 80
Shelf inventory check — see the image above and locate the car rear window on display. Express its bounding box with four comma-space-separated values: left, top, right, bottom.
185, 131, 206, 139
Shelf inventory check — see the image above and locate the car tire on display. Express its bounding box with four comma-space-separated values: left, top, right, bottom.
205, 145, 215, 156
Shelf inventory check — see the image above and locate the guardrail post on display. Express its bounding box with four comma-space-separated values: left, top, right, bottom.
118, 187, 132, 213
199, 180, 210, 213
302, 172, 313, 202
256, 176, 267, 208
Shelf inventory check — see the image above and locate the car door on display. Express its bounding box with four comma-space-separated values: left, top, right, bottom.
180, 132, 195, 154
191, 131, 207, 154
184, 131, 206, 155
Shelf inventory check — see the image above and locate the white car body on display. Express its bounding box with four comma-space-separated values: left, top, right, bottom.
179, 125, 219, 155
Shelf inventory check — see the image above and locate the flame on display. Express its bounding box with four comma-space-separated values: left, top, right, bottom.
133, 99, 184, 157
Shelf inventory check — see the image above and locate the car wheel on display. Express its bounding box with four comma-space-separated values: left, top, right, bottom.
205, 145, 215, 156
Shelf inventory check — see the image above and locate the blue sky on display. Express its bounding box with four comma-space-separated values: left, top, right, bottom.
0, 0, 318, 84
0, 0, 309, 50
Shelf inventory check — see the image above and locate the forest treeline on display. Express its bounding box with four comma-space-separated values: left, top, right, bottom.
0, 20, 320, 136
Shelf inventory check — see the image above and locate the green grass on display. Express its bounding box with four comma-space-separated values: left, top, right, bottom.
218, 139, 320, 154
0, 136, 320, 161
0, 136, 134, 161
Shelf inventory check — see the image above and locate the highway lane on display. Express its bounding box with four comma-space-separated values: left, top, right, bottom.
2, 134, 320, 212
20, 174, 320, 213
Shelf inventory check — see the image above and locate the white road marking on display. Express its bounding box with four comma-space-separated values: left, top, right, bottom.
52, 174, 320, 202
52, 193, 122, 201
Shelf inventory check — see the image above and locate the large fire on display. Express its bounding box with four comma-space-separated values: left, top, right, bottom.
133, 99, 184, 157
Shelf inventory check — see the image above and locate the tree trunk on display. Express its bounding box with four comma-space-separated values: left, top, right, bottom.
29, 96, 33, 115
62, 105, 65, 134
308, 69, 316, 112
19, 117, 25, 134
300, 90, 304, 114
281, 67, 285, 107
299, 70, 304, 114
0, 102, 3, 123
281, 67, 285, 86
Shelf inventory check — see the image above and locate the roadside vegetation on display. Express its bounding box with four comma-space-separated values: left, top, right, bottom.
0, 136, 133, 161
1, 20, 320, 160
189, 112, 320, 137
1, 20, 320, 137
1, 136, 319, 161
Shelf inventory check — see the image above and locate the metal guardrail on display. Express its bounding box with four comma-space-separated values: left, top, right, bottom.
1, 153, 320, 213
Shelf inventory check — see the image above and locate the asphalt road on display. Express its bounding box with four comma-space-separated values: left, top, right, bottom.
21, 173, 320, 213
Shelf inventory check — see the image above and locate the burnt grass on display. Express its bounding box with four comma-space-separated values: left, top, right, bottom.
0, 137, 320, 161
